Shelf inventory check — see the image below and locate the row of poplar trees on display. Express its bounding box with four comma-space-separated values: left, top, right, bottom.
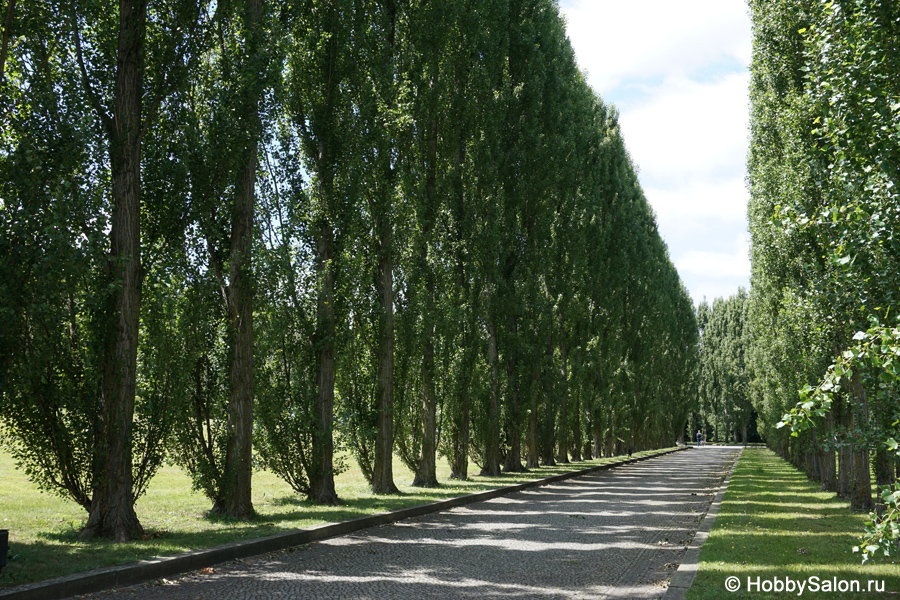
0, 0, 698, 541
746, 0, 899, 524
694, 290, 753, 445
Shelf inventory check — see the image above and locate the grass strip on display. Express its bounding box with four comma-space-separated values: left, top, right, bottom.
0, 447, 673, 589
686, 447, 900, 599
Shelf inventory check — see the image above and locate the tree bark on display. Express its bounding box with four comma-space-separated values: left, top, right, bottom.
447, 139, 470, 482
311, 217, 339, 504
874, 446, 895, 487
207, 0, 264, 520
412, 323, 438, 486
367, 0, 402, 495
413, 115, 438, 488
481, 312, 501, 476
848, 368, 874, 511
874, 444, 895, 515
448, 381, 470, 480
373, 212, 400, 494
820, 411, 837, 492
502, 315, 524, 473
526, 384, 540, 468
0, 0, 15, 85
819, 448, 837, 492
556, 319, 569, 463
540, 379, 556, 466
570, 385, 582, 461
82, 0, 146, 542
837, 445, 851, 498
213, 134, 257, 520
606, 409, 616, 457
502, 377, 524, 472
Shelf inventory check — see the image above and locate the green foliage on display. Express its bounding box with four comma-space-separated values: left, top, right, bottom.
857, 487, 900, 564
779, 323, 900, 561
697, 290, 753, 443
1, 0, 700, 534
748, 0, 900, 559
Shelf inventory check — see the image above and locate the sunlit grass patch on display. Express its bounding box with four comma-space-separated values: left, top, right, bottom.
686, 447, 900, 599
0, 446, 672, 588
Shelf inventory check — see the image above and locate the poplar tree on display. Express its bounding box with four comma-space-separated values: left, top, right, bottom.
286, 0, 354, 504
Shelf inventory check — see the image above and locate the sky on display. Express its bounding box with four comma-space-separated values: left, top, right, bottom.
557, 0, 752, 306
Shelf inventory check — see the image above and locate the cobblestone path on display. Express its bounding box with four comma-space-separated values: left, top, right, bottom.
75, 447, 739, 600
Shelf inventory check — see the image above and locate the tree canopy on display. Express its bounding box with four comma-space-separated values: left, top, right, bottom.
0, 0, 698, 541
746, 0, 900, 559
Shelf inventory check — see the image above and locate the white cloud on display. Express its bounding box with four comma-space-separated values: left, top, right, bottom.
676, 232, 750, 302
617, 73, 749, 184
558, 0, 752, 305
645, 179, 748, 228
678, 232, 750, 278
560, 0, 751, 92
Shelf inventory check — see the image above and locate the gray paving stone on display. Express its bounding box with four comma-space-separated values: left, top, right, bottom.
67, 447, 740, 600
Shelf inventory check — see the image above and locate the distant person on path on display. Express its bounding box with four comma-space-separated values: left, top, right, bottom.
696, 430, 702, 446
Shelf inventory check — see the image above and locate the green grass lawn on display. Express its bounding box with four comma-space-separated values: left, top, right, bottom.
0, 446, 673, 589
687, 447, 900, 599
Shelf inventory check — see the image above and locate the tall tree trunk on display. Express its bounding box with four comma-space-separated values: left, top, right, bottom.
713, 401, 719, 443
838, 446, 851, 498
835, 394, 851, 497
556, 319, 569, 463
540, 381, 556, 466
372, 212, 400, 494
820, 446, 837, 492
311, 217, 339, 504
631, 380, 641, 454
448, 243, 472, 481
413, 116, 439, 487
213, 136, 257, 519
502, 374, 524, 472
82, 0, 146, 542
526, 380, 540, 468
539, 329, 556, 465
447, 137, 470, 482
0, 0, 15, 84
449, 382, 470, 480
413, 325, 438, 486
820, 411, 837, 492
874, 447, 896, 487
604, 409, 615, 457
848, 368, 874, 511
502, 315, 524, 473
570, 385, 582, 461
210, 0, 264, 520
481, 312, 501, 476
805, 430, 821, 483
874, 445, 895, 515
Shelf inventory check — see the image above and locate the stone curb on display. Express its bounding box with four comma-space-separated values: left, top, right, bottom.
1, 447, 688, 600
662, 446, 744, 600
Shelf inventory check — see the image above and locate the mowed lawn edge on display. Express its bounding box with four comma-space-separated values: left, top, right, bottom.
685, 447, 900, 600
0, 447, 677, 589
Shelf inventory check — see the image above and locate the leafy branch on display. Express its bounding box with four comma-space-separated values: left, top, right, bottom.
779, 321, 900, 561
